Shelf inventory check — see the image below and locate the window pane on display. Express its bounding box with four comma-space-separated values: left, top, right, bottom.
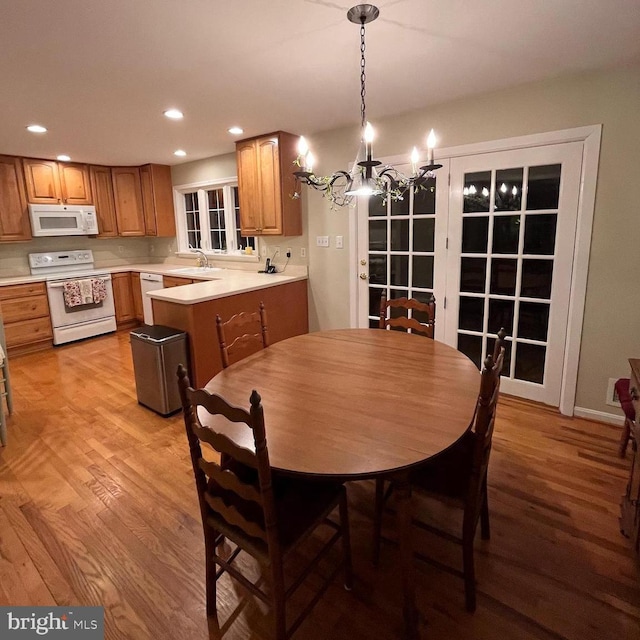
460, 257, 486, 293
391, 194, 409, 216
183, 192, 201, 249
514, 342, 546, 383
391, 219, 409, 251
412, 255, 433, 289
369, 194, 386, 217
462, 217, 489, 253
488, 299, 514, 334
458, 334, 483, 369
518, 301, 550, 341
523, 214, 557, 255
369, 220, 387, 251
413, 218, 434, 252
369, 255, 387, 285
463, 172, 491, 213
495, 168, 523, 211
390, 255, 409, 287
490, 258, 517, 296
459, 297, 484, 332
207, 188, 226, 252
492, 215, 520, 254
413, 180, 435, 214
527, 164, 561, 210
521, 260, 553, 299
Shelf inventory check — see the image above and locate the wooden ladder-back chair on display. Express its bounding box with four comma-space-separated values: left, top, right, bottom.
373, 328, 507, 613
379, 294, 436, 338
216, 301, 269, 368
177, 365, 353, 640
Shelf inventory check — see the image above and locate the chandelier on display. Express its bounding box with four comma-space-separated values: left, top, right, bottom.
293, 4, 442, 207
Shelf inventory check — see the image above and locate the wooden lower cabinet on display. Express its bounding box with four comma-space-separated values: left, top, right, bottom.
111, 272, 137, 326
153, 279, 308, 387
162, 276, 194, 288
131, 273, 144, 322
0, 282, 52, 354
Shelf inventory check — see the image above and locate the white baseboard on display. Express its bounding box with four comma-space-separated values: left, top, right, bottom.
573, 406, 624, 426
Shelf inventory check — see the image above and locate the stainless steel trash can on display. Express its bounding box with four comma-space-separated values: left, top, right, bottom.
130, 325, 188, 416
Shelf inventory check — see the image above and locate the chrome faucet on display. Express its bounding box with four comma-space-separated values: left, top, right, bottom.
191, 249, 210, 269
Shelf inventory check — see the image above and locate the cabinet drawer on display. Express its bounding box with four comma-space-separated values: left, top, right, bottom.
0, 282, 46, 300
5, 316, 52, 347
1, 294, 49, 323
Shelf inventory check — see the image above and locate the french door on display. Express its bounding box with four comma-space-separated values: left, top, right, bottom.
357, 141, 584, 407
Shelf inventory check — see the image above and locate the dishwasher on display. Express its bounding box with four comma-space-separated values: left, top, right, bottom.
139, 272, 164, 325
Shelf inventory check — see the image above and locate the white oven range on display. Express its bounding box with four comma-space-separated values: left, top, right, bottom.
29, 250, 117, 345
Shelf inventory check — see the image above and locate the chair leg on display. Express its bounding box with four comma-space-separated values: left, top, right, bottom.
270, 560, 287, 640
619, 418, 632, 457
0, 403, 6, 447
339, 488, 354, 590
372, 478, 385, 566
204, 537, 218, 618
480, 482, 490, 541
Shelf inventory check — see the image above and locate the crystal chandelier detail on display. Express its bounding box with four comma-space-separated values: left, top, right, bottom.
293, 4, 442, 207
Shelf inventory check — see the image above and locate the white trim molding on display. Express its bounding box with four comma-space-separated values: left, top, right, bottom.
573, 406, 624, 427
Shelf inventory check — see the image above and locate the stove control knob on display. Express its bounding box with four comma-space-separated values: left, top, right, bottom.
44, 256, 53, 263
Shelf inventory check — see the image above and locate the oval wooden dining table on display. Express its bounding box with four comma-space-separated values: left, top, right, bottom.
202, 328, 480, 639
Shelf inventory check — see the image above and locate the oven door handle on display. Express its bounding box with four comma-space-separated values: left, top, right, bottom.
48, 275, 113, 288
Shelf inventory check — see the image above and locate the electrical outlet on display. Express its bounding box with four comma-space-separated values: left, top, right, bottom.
300, 247, 306, 258
286, 248, 292, 258
261, 245, 268, 257
336, 235, 344, 249
606, 377, 622, 407
118, 245, 124, 254
316, 236, 329, 247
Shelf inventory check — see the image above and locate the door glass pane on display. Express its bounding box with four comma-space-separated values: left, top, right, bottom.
462, 217, 489, 253
391, 194, 409, 216
495, 168, 523, 211
460, 258, 486, 293
493, 215, 520, 253
518, 301, 550, 341
369, 287, 383, 318
369, 194, 386, 216
527, 164, 561, 210
463, 171, 491, 213
458, 334, 483, 369
369, 220, 387, 250
488, 299, 514, 334
521, 260, 553, 298
524, 214, 557, 255
413, 218, 435, 252
412, 256, 434, 289
413, 291, 435, 324
459, 297, 484, 332
390, 255, 408, 286
490, 258, 517, 296
391, 219, 409, 251
369, 255, 387, 285
514, 342, 546, 383
413, 181, 436, 214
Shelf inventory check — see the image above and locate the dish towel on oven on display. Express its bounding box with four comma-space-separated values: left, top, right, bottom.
91, 278, 107, 303
78, 279, 94, 304
63, 279, 95, 307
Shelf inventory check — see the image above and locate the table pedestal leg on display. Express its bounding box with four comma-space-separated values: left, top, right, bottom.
395, 471, 419, 639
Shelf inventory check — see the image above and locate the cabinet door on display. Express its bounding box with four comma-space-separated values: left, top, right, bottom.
139, 165, 157, 236
236, 140, 260, 234
256, 136, 282, 234
162, 276, 194, 288
23, 158, 62, 204
0, 155, 31, 241
111, 272, 136, 323
140, 164, 176, 237
90, 165, 119, 237
131, 272, 144, 321
111, 167, 145, 236
59, 163, 93, 204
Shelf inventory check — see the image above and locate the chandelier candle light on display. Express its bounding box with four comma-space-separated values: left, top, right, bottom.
293, 4, 442, 207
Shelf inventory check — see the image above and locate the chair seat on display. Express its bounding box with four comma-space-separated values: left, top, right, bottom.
615, 378, 636, 422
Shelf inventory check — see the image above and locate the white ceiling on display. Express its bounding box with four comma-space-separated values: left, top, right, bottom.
1, 0, 639, 167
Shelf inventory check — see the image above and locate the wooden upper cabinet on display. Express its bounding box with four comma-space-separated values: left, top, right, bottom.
235, 131, 302, 236
140, 164, 176, 237
89, 165, 118, 237
0, 155, 31, 242
23, 158, 93, 205
22, 158, 62, 204
111, 167, 145, 236
59, 162, 93, 205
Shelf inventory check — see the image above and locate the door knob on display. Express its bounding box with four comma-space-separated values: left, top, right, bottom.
360, 259, 367, 266
359, 272, 368, 280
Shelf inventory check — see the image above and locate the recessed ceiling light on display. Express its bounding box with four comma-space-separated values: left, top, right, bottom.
26, 124, 47, 133
228, 126, 244, 135
57, 155, 71, 162
174, 149, 187, 157
164, 109, 184, 120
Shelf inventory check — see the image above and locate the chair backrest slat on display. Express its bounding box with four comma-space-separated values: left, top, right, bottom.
379, 294, 436, 338
198, 458, 263, 505
191, 421, 259, 470
216, 302, 269, 368
204, 494, 268, 542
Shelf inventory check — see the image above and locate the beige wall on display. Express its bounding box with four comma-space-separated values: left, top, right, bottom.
172, 64, 640, 416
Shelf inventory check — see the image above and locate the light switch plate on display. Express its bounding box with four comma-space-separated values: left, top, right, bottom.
336, 235, 344, 249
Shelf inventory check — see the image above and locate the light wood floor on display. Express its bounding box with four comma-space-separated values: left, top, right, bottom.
0, 331, 638, 639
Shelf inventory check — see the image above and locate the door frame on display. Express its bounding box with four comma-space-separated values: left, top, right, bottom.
350, 125, 601, 415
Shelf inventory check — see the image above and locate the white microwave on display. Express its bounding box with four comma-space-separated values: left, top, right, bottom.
28, 204, 99, 237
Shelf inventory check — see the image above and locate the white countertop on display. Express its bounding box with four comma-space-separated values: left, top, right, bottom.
0, 263, 307, 305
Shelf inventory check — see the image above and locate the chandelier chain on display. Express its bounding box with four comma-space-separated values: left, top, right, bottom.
360, 21, 366, 130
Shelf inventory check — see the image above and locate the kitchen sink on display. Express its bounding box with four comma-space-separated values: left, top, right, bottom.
167, 267, 223, 277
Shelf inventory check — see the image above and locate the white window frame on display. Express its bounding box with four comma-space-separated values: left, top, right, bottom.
173, 177, 259, 262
